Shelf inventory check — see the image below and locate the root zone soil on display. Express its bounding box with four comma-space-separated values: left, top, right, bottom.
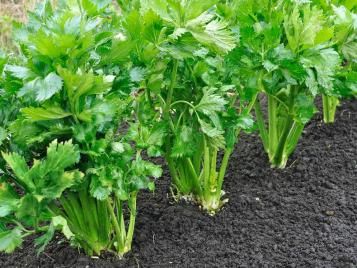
1, 99, 356, 268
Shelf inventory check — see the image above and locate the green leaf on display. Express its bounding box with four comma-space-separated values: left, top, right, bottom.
236, 114, 254, 130
142, 10, 166, 44
0, 228, 23, 253
82, 0, 112, 16
130, 67, 146, 82
284, 5, 325, 52
18, 140, 83, 200
0, 52, 7, 74
38, 170, 84, 200
128, 122, 167, 156
90, 176, 112, 201
8, 118, 43, 147
198, 119, 225, 148
111, 142, 125, 153
187, 13, 236, 53
36, 72, 63, 102
34, 215, 73, 254
101, 40, 135, 64
195, 88, 227, 116
80, 100, 118, 124
58, 67, 112, 104
146, 122, 167, 146
293, 94, 317, 124
301, 47, 340, 94
341, 40, 357, 61
52, 215, 73, 239
199, 119, 222, 137
148, 181, 155, 191
35, 139, 80, 174
332, 5, 355, 48
124, 10, 142, 40
29, 31, 62, 58
34, 224, 55, 254
184, 0, 219, 21
16, 71, 62, 101
171, 126, 195, 158
15, 195, 40, 224
1, 152, 30, 188
5, 65, 34, 80
0, 183, 19, 217
147, 73, 164, 93
140, 0, 235, 53
140, 0, 172, 22
21, 107, 72, 121
89, 167, 116, 201
263, 60, 279, 73
90, 182, 111, 200
144, 162, 162, 178
314, 27, 334, 45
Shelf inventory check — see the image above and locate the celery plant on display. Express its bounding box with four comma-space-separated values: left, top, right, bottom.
0, 0, 161, 257
224, 0, 341, 168
319, 3, 357, 123
120, 0, 255, 214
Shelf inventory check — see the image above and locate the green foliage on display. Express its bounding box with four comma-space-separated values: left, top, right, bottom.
118, 0, 256, 214
1, 0, 355, 259
0, 140, 81, 252
224, 0, 349, 167
312, 1, 357, 122
0, 0, 160, 257
0, 50, 24, 176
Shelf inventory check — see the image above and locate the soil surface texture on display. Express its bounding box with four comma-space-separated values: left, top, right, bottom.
1, 99, 356, 268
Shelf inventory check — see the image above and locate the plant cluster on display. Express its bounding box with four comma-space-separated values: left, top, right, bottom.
119, 0, 255, 213
0, 0, 161, 257
222, 0, 356, 167
0, 0, 355, 258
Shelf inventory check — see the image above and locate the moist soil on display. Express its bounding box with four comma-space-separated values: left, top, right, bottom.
1, 99, 356, 268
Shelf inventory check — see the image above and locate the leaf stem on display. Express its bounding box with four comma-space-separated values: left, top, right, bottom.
164, 60, 179, 119
215, 148, 232, 200
268, 95, 278, 160
106, 198, 125, 255
322, 95, 339, 124
254, 97, 269, 151
124, 192, 137, 253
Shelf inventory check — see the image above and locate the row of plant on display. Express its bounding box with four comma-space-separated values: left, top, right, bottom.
0, 0, 356, 258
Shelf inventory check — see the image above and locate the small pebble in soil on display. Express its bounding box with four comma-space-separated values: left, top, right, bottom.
325, 210, 335, 216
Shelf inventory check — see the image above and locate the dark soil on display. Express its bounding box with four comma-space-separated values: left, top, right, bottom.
1, 99, 356, 268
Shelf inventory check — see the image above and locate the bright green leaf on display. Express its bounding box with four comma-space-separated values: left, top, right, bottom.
0, 228, 23, 253
21, 107, 72, 121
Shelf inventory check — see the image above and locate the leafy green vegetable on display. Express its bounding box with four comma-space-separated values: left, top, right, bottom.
0, 139, 81, 251
225, 0, 344, 167
318, 2, 357, 123
0, 0, 160, 257
119, 0, 255, 214
1, 0, 355, 258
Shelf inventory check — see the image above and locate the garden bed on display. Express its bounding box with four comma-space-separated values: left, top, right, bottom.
1, 99, 356, 267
